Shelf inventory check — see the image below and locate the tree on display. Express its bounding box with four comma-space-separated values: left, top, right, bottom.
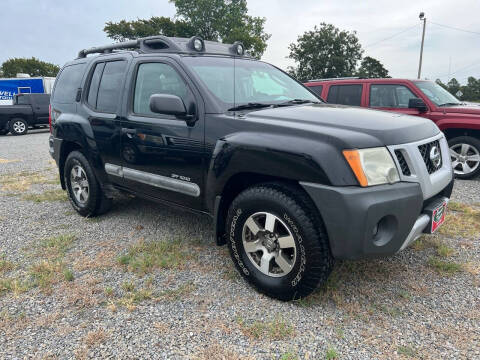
436, 79, 449, 90
0, 57, 60, 78
104, 0, 270, 58
447, 78, 461, 95
287, 23, 363, 82
356, 56, 389, 78
104, 16, 193, 42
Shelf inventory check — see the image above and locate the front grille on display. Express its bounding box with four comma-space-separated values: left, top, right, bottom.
395, 150, 411, 176
418, 140, 442, 174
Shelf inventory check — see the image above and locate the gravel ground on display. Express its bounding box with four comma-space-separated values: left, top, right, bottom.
0, 131, 479, 360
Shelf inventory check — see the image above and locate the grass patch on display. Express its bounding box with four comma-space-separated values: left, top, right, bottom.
22, 189, 67, 202
436, 243, 455, 257
236, 316, 294, 340
0, 170, 48, 192
0, 257, 15, 273
279, 351, 299, 360
29, 260, 63, 289
157, 281, 196, 301
40, 234, 76, 258
325, 346, 339, 360
397, 345, 417, 357
63, 269, 74, 282
428, 257, 462, 275
0, 278, 32, 296
438, 202, 480, 239
118, 239, 192, 274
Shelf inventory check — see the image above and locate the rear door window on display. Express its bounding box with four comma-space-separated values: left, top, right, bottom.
52, 63, 86, 104
327, 85, 362, 106
96, 61, 127, 113
370, 84, 418, 108
87, 63, 105, 108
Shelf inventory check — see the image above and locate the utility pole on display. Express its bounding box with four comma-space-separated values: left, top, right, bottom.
417, 12, 426, 79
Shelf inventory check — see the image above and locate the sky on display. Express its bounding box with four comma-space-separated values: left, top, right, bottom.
1, 0, 479, 83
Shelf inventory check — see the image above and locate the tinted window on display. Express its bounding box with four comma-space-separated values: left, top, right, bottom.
134, 62, 188, 115
87, 63, 105, 108
34, 94, 50, 105
16, 95, 29, 105
327, 85, 362, 106
370, 84, 418, 108
309, 85, 323, 96
52, 63, 86, 103
96, 61, 127, 113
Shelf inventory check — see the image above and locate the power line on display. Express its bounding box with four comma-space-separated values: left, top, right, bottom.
435, 60, 480, 79
364, 24, 419, 49
430, 22, 480, 36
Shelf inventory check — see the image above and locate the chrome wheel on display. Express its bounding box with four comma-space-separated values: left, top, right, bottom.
70, 165, 89, 204
13, 121, 26, 134
242, 212, 297, 277
450, 143, 480, 176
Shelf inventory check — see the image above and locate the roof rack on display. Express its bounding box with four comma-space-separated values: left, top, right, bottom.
307, 77, 360, 82
77, 35, 247, 59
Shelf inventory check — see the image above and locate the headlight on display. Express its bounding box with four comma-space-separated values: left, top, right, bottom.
343, 147, 400, 187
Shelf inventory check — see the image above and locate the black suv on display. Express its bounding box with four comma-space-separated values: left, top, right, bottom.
50, 36, 454, 300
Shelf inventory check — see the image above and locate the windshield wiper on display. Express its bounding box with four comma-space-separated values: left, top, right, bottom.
438, 102, 463, 107
228, 103, 272, 111
275, 99, 320, 107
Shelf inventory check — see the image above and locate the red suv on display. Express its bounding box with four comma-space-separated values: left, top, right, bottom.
305, 78, 480, 179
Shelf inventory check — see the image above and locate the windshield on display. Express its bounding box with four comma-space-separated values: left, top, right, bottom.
413, 81, 461, 106
182, 56, 320, 111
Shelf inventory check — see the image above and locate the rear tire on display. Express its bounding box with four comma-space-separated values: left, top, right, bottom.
225, 183, 334, 301
64, 151, 112, 217
449, 136, 480, 179
9, 118, 28, 135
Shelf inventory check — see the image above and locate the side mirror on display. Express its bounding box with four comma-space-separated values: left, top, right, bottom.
149, 94, 187, 117
408, 98, 428, 112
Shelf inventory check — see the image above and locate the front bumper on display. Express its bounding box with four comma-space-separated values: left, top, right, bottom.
301, 179, 454, 259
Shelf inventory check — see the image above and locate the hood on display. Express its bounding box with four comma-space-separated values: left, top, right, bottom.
441, 104, 480, 116
244, 103, 440, 148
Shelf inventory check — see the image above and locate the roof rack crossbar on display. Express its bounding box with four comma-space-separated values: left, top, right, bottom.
78, 39, 140, 58
77, 36, 184, 58
307, 77, 360, 82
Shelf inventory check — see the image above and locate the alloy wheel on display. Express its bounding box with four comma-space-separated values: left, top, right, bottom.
70, 165, 90, 204
450, 143, 480, 175
242, 212, 297, 277
13, 121, 26, 134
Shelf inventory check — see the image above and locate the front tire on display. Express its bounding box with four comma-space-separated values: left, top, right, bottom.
9, 118, 28, 135
449, 136, 480, 179
64, 151, 112, 217
225, 183, 334, 301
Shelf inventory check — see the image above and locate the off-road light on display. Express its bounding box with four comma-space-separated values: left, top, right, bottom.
194, 38, 203, 51
231, 41, 245, 56
187, 36, 205, 52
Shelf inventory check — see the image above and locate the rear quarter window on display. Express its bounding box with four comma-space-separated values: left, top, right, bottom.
309, 85, 323, 97
52, 63, 86, 104
327, 84, 362, 106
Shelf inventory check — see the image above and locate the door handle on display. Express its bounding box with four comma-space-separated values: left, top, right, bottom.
121, 128, 136, 134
